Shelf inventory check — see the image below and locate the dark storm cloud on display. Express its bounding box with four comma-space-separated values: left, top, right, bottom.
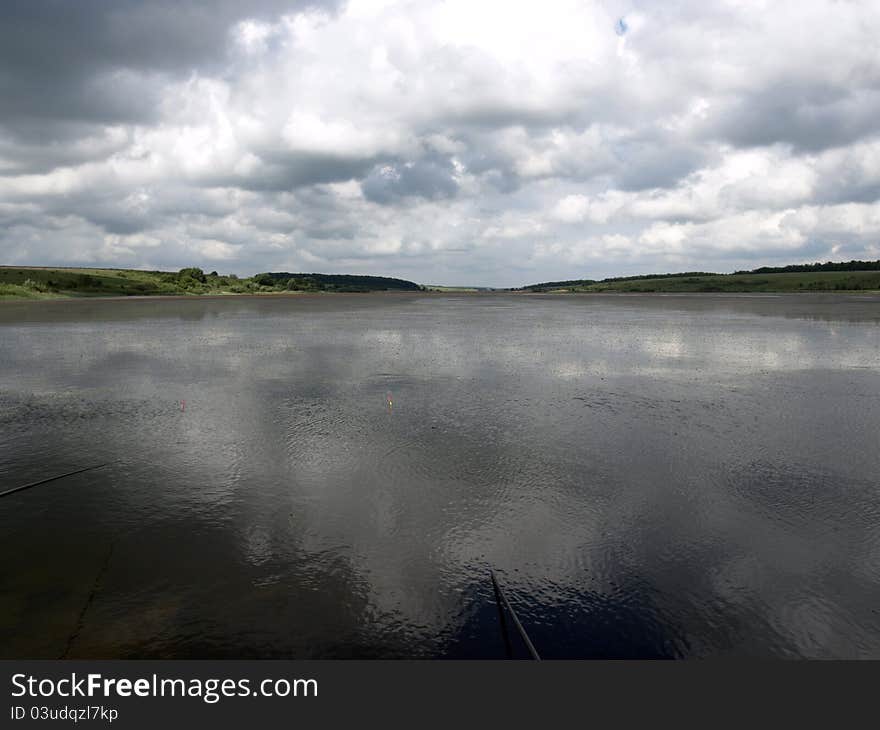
220, 152, 378, 193
815, 178, 880, 207
0, 0, 339, 136
707, 83, 880, 152
612, 134, 709, 191
0, 123, 131, 174
0, 0, 337, 81
361, 156, 459, 204
12, 182, 246, 242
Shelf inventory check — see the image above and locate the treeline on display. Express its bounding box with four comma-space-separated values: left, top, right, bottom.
596, 271, 718, 284
735, 260, 880, 274
523, 278, 597, 290
520, 271, 718, 291
520, 260, 880, 291
253, 272, 421, 292
158, 268, 420, 293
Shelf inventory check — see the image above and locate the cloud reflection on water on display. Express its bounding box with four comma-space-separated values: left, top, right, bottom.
1, 293, 879, 658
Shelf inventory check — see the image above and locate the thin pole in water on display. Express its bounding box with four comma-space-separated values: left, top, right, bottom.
0, 464, 108, 500
491, 570, 514, 659
490, 570, 541, 661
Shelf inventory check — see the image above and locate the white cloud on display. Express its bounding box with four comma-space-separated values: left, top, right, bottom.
1, 0, 879, 285
194, 239, 242, 260
552, 192, 626, 224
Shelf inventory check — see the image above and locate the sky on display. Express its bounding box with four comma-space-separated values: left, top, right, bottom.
1, 0, 879, 287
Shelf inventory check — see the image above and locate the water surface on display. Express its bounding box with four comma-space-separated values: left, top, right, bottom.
1, 293, 878, 658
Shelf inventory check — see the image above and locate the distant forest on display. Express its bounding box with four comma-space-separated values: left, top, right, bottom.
521, 260, 880, 291
254, 272, 421, 292
735, 260, 880, 274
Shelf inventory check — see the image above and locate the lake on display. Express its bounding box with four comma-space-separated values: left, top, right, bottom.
1, 292, 879, 658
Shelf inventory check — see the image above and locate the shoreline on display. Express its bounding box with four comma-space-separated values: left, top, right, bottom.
3, 289, 880, 305
0, 290, 426, 304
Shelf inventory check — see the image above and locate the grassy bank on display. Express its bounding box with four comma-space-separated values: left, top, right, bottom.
0, 267, 421, 300
524, 269, 880, 293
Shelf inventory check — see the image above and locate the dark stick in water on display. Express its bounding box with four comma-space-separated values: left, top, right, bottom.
491, 570, 514, 659
490, 570, 541, 660
0, 464, 107, 499
60, 540, 116, 659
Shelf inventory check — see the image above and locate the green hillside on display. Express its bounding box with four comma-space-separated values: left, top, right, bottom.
0, 267, 422, 300
578, 270, 880, 293
522, 261, 880, 293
